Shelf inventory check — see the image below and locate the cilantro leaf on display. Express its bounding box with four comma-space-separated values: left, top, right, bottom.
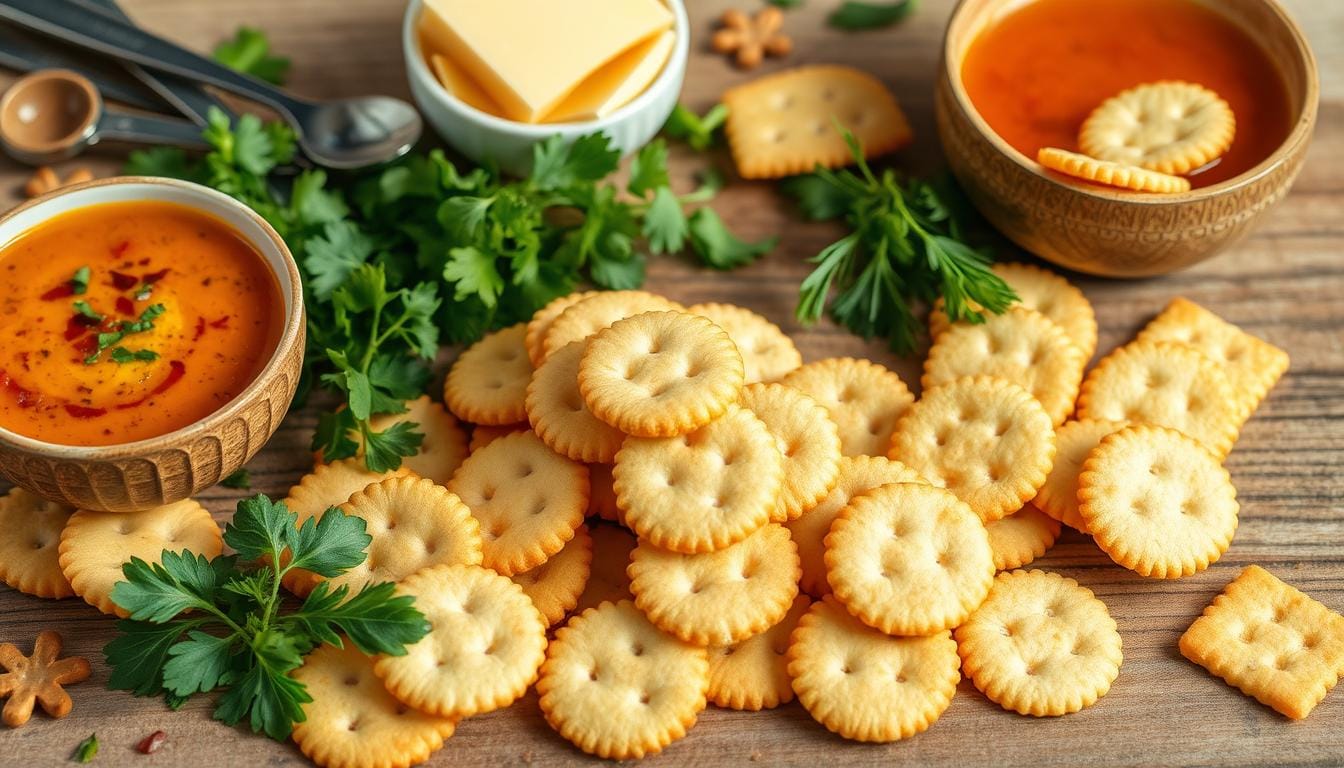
687, 208, 777, 270
162, 630, 237, 696
220, 468, 251, 490
286, 581, 429, 655
311, 405, 360, 462
444, 246, 504, 307
368, 354, 431, 403
286, 507, 371, 578
662, 104, 729, 151
531, 134, 621, 190
124, 147, 204, 182
213, 27, 291, 85
642, 187, 688, 255
362, 421, 425, 473
290, 170, 349, 229
627, 140, 671, 196
223, 494, 293, 563
829, 0, 917, 29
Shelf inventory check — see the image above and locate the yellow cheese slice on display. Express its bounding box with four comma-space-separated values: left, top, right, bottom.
428, 52, 505, 116
419, 0, 674, 123
543, 30, 675, 123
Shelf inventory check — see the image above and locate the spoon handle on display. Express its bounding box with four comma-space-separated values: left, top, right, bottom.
96, 110, 211, 151
0, 0, 311, 121
0, 22, 165, 111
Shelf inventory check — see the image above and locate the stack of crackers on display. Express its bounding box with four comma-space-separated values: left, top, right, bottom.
2, 270, 1341, 765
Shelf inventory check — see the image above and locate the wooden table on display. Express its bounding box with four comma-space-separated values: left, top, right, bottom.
1, 0, 1341, 765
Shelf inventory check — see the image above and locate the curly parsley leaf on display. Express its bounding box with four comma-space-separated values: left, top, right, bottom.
213, 27, 291, 85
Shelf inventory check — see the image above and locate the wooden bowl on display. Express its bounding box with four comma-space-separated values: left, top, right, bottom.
934, 0, 1319, 277
0, 177, 305, 512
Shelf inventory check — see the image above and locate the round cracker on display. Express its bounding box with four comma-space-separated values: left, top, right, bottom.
923, 306, 1086, 426
985, 504, 1061, 571
614, 404, 783, 553
362, 396, 468, 485
889, 376, 1056, 523
781, 357, 914, 457
706, 593, 811, 711
787, 596, 960, 743
825, 482, 994, 636
444, 323, 532, 425
284, 458, 415, 527
374, 564, 547, 718
956, 569, 1122, 716
739, 382, 842, 522
512, 524, 593, 627
1033, 418, 1128, 532
928, 263, 1097, 360
1079, 425, 1239, 578
630, 524, 800, 646
287, 476, 484, 598
579, 311, 745, 438
585, 463, 622, 523
527, 290, 599, 367
543, 290, 683, 359
0, 488, 75, 599
573, 523, 637, 614
1037, 147, 1191, 193
59, 500, 222, 617
784, 455, 927, 598
468, 423, 528, 453
447, 431, 588, 576
687, 303, 802, 383
1079, 81, 1235, 175
1075, 339, 1239, 457
538, 600, 709, 760
526, 340, 626, 463
291, 643, 456, 768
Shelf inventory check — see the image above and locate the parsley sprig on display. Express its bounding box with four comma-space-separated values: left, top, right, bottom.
104, 494, 429, 741
785, 129, 1017, 354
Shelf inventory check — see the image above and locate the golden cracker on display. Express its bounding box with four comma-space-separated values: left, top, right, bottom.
923, 306, 1087, 426
781, 357, 914, 457
574, 523, 637, 613
1079, 425, 1239, 579
1135, 297, 1289, 426
291, 643, 456, 768
363, 396, 468, 486
1079, 81, 1235, 175
527, 290, 599, 367
784, 455, 927, 598
928, 262, 1097, 360
985, 504, 1061, 572
0, 488, 74, 599
739, 382, 842, 522
722, 65, 914, 180
527, 340, 628, 463
707, 593, 811, 711
444, 323, 533, 425
579, 311, 745, 438
284, 458, 415, 528
1032, 419, 1128, 532
1076, 339, 1240, 457
614, 404, 784, 553
468, 423, 527, 453
585, 463, 622, 523
543, 291, 683, 359
374, 564, 547, 718
825, 482, 994, 636
956, 569, 1123, 716
1037, 147, 1191, 193
1180, 565, 1344, 720
286, 476, 484, 598
447, 431, 588, 576
538, 600, 709, 760
787, 597, 960, 742
687, 302, 802, 383
512, 524, 593, 627
630, 524, 800, 646
889, 376, 1056, 523
58, 500, 222, 618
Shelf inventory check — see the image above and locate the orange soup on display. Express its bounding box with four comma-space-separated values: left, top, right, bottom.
0, 201, 284, 446
961, 0, 1294, 187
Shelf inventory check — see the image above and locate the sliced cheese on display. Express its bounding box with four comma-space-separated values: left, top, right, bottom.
428, 52, 505, 116
544, 29, 675, 123
419, 0, 674, 123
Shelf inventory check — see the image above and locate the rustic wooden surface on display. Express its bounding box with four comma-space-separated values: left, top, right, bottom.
1, 0, 1341, 765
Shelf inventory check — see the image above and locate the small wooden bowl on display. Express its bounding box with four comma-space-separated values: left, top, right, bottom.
935, 0, 1319, 277
0, 177, 305, 512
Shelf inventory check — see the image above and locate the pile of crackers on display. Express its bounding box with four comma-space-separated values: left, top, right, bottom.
3, 267, 1342, 765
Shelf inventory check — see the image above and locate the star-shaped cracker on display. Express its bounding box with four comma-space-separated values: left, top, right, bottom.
0, 630, 91, 727
712, 8, 793, 69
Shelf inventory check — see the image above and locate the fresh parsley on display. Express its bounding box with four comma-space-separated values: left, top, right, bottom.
213, 27, 290, 85
71, 266, 91, 295
84, 304, 166, 364
829, 0, 918, 29
72, 300, 102, 322
662, 103, 730, 151
104, 494, 429, 741
785, 128, 1016, 354
220, 468, 251, 490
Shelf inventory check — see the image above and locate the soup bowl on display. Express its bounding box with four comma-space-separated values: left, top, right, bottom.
0, 177, 304, 512
935, 0, 1318, 277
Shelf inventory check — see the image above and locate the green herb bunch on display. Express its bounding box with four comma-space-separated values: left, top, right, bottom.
103, 494, 429, 741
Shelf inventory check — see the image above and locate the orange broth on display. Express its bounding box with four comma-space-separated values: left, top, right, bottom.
0, 201, 284, 446
961, 0, 1294, 188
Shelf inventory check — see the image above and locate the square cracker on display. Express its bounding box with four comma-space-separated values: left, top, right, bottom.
1180, 565, 1344, 719
722, 65, 913, 179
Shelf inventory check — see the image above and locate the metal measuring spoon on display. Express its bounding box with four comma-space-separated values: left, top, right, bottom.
0, 22, 164, 111
0, 69, 208, 164
0, 0, 422, 169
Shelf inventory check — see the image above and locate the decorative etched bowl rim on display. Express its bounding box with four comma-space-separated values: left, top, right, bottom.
0, 176, 305, 459
941, 0, 1320, 205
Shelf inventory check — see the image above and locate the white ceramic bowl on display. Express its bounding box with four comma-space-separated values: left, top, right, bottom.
402, 0, 689, 176
0, 177, 305, 512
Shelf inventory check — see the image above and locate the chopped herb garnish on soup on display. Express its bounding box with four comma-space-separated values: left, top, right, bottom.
71, 300, 102, 322
110, 348, 160, 364
70, 265, 90, 295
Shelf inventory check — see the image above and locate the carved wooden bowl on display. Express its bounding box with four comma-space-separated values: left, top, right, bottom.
935, 0, 1319, 277
0, 177, 305, 512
